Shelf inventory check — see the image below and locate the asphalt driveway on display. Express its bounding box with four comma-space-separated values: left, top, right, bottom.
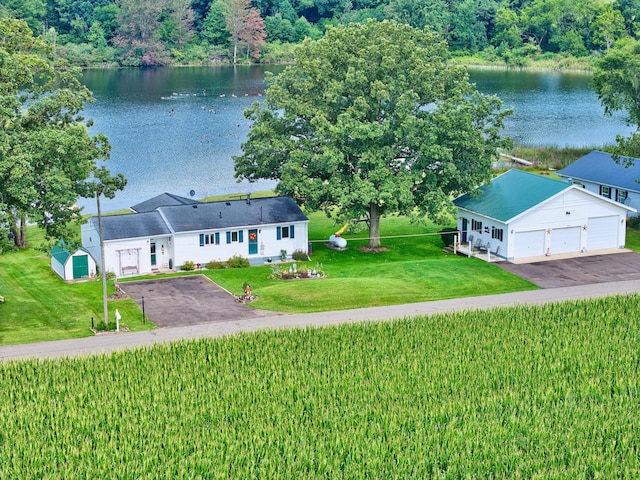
120, 275, 279, 328
496, 251, 640, 288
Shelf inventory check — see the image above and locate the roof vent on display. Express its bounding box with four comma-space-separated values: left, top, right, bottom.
219, 211, 222, 218
193, 205, 198, 209
226, 202, 231, 206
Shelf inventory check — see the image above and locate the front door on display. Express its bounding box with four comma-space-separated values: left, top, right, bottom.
150, 242, 157, 266
248, 229, 258, 255
461, 218, 468, 243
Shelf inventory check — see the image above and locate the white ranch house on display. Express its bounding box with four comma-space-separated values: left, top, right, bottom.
82, 195, 309, 277
454, 169, 635, 262
556, 150, 640, 216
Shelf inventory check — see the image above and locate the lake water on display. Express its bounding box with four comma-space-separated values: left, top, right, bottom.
79, 66, 633, 214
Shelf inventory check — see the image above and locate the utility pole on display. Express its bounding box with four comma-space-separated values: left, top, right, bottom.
96, 190, 108, 326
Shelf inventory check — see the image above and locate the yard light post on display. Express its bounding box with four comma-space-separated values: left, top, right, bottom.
141, 296, 145, 323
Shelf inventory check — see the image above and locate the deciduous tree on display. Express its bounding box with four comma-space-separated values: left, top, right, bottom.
221, 0, 266, 63
593, 38, 640, 157
0, 18, 124, 247
234, 20, 511, 248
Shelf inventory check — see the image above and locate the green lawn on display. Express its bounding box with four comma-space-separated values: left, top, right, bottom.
5, 213, 640, 346
625, 225, 640, 251
194, 213, 537, 313
0, 228, 153, 346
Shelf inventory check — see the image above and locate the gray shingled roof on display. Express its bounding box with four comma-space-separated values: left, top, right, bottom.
88, 212, 172, 241
159, 196, 308, 232
130, 192, 198, 213
88, 196, 308, 240
557, 150, 640, 193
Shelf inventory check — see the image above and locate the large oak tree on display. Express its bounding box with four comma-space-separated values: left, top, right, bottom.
234, 20, 511, 248
0, 18, 125, 247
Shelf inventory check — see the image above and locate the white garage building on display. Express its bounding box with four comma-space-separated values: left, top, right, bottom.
454, 169, 635, 262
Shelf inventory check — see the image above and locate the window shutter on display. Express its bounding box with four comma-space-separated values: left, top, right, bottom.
226, 231, 231, 244
199, 234, 204, 247
239, 230, 244, 243
290, 225, 295, 239
215, 232, 220, 245
277, 226, 281, 240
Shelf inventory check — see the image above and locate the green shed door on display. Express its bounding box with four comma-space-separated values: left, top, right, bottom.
72, 255, 89, 279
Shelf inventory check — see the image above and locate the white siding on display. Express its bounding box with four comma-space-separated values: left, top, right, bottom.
51, 258, 65, 279
172, 222, 310, 269
567, 179, 640, 217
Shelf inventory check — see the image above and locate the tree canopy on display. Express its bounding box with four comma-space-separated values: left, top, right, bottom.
0, 18, 125, 248
1, 0, 636, 67
592, 38, 640, 158
234, 20, 511, 248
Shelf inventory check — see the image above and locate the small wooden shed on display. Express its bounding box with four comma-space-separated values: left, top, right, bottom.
51, 243, 97, 281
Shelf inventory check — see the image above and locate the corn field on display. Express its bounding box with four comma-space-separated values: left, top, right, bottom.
1, 294, 640, 478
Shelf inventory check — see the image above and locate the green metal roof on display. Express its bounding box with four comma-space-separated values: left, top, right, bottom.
51, 243, 72, 264
454, 169, 569, 222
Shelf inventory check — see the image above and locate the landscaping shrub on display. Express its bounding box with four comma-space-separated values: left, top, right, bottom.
181, 260, 195, 271
292, 249, 309, 261
227, 255, 250, 268
206, 260, 227, 270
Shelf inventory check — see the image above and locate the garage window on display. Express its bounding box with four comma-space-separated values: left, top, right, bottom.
491, 227, 503, 242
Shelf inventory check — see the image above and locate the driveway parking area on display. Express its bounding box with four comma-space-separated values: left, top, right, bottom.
120, 275, 279, 328
496, 251, 640, 288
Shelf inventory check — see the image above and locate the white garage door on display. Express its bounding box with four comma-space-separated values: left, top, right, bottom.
514, 230, 545, 258
587, 216, 619, 251
550, 226, 581, 255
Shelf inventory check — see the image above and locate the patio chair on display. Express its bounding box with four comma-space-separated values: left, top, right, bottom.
478, 241, 490, 253
473, 238, 482, 251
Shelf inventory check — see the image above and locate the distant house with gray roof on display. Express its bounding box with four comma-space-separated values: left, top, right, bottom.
82, 195, 309, 277
130, 192, 199, 213
556, 150, 640, 216
454, 169, 635, 262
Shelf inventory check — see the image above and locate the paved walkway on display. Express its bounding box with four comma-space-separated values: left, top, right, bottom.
2, 279, 640, 361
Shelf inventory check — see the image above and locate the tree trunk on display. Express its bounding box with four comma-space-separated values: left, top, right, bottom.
233, 38, 238, 64
7, 211, 27, 247
368, 202, 382, 248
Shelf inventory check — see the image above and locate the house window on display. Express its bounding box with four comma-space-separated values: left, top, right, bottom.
617, 189, 628, 203
200, 233, 221, 247
226, 231, 243, 244
277, 225, 295, 240
491, 226, 503, 242
471, 219, 482, 233
600, 185, 611, 198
